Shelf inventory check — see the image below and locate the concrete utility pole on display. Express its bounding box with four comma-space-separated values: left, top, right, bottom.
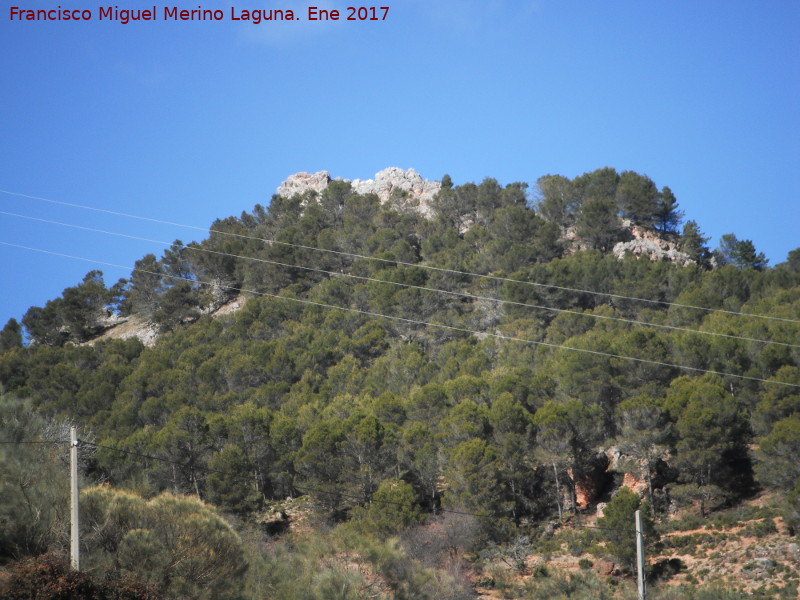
635, 509, 646, 600
70, 426, 80, 571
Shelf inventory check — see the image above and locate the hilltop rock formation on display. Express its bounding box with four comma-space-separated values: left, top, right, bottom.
277, 167, 442, 217
276, 170, 334, 198
278, 168, 696, 266
613, 223, 694, 266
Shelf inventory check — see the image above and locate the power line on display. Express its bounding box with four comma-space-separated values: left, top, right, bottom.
2, 187, 797, 325
1, 240, 798, 389
0, 440, 68, 444
2, 210, 796, 350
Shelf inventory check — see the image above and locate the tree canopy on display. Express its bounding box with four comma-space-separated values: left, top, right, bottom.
1, 166, 798, 599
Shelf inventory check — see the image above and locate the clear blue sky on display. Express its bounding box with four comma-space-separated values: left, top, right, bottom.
1, 0, 798, 325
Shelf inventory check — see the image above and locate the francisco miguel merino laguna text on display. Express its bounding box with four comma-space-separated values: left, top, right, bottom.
10, 6, 299, 23
9, 5, 391, 23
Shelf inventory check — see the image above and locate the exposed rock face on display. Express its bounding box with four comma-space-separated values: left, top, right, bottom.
605, 446, 653, 497
276, 170, 333, 199
613, 224, 694, 266
210, 294, 247, 317
622, 471, 650, 497
276, 167, 442, 217
85, 296, 248, 348
84, 316, 160, 348
350, 167, 441, 217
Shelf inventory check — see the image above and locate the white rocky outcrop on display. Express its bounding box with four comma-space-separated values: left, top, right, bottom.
85, 296, 248, 348
276, 170, 334, 199
276, 167, 442, 217
613, 224, 694, 266
350, 167, 441, 217
83, 316, 160, 347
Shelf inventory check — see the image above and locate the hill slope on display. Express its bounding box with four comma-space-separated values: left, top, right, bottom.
1, 166, 799, 598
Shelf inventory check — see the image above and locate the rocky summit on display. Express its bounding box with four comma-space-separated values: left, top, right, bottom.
277, 167, 442, 217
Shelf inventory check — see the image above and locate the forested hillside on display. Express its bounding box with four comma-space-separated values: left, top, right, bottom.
1, 167, 799, 599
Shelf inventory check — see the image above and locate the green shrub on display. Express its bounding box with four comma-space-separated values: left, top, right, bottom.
2, 554, 160, 600
649, 557, 685, 581
743, 519, 777, 538
531, 563, 549, 578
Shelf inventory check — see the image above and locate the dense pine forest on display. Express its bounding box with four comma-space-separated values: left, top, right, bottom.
1, 167, 799, 599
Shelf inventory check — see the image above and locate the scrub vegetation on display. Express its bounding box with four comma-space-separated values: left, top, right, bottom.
2, 168, 798, 598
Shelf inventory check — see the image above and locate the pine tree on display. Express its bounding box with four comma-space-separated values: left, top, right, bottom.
654, 186, 684, 232
680, 220, 711, 266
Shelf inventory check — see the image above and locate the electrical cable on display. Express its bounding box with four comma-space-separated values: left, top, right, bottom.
2, 187, 797, 325
1, 240, 798, 389
2, 210, 796, 349
2, 181, 782, 542
0, 440, 68, 444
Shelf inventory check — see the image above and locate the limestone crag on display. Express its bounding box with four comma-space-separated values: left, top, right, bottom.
350, 167, 441, 217
277, 167, 442, 217
613, 224, 693, 266
276, 170, 334, 199
83, 316, 160, 348
85, 295, 248, 348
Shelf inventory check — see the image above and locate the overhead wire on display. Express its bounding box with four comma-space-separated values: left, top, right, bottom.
1, 191, 789, 537
2, 209, 797, 350
1, 240, 798, 389
1, 187, 798, 325
0, 439, 68, 444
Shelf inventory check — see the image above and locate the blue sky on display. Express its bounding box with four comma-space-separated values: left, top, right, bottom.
1, 0, 798, 325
